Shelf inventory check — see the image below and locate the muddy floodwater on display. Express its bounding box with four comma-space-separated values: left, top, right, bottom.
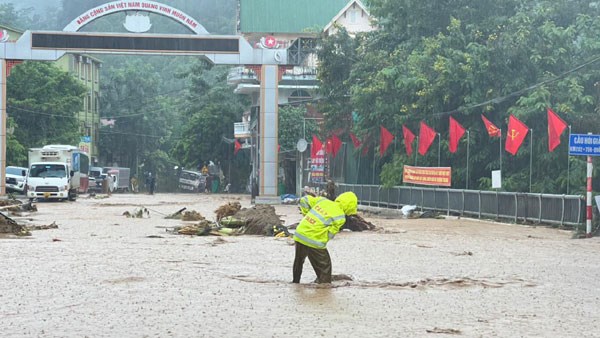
2, 193, 600, 337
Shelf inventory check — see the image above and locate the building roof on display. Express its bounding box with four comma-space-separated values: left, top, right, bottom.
0, 23, 24, 33
239, 0, 351, 34
323, 0, 371, 33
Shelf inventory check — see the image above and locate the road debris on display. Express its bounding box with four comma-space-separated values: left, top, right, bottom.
165, 208, 205, 221
0, 199, 38, 214
182, 210, 204, 221
230, 204, 284, 235
166, 204, 288, 237
344, 214, 378, 231
27, 221, 59, 231
164, 208, 187, 219
215, 201, 241, 221
426, 327, 462, 334
123, 207, 150, 218
0, 211, 30, 236
174, 220, 213, 236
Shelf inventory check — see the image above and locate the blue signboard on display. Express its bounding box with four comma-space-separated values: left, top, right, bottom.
569, 134, 600, 156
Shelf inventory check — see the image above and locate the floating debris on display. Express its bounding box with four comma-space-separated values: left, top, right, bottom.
123, 207, 150, 218
27, 221, 59, 231
175, 220, 213, 236
182, 210, 204, 221
215, 201, 241, 221
426, 327, 462, 335
344, 214, 378, 231
0, 211, 29, 236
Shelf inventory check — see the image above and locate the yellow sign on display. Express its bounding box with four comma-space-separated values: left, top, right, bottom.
403, 165, 452, 187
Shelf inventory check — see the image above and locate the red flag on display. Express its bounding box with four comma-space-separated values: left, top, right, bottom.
402, 125, 415, 156
547, 107, 567, 152
505, 115, 529, 155
380, 126, 394, 156
325, 135, 342, 158
311, 135, 323, 158
418, 121, 437, 155
449, 116, 466, 153
278, 144, 281, 152
234, 139, 241, 155
481, 114, 501, 138
349, 132, 361, 148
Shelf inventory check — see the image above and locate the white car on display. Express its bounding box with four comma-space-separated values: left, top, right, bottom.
6, 166, 28, 194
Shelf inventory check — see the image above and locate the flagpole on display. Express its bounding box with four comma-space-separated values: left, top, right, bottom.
499, 128, 503, 173
567, 125, 571, 194
372, 149, 376, 184
356, 149, 361, 184
414, 136, 419, 166
466, 130, 470, 189
341, 143, 346, 183
437, 133, 441, 167
529, 128, 533, 193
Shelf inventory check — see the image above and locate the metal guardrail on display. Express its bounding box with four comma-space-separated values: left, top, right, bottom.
325, 183, 584, 227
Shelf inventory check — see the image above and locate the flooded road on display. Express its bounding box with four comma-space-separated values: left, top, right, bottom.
1, 193, 600, 337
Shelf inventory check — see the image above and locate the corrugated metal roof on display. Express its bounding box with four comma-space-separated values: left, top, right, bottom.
240, 0, 350, 33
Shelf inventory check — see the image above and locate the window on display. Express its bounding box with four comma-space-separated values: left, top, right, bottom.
349, 9, 357, 23
29, 164, 67, 178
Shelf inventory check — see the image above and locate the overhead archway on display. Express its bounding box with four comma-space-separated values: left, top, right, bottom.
63, 1, 209, 35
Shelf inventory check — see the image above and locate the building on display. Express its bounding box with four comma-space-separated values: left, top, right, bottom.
0, 24, 101, 164
229, 0, 374, 105
229, 0, 375, 193
54, 53, 102, 164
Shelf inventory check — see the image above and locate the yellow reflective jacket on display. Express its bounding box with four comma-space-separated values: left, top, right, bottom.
294, 192, 358, 249
298, 195, 326, 215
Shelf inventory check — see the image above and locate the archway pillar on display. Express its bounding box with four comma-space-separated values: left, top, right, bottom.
255, 65, 280, 203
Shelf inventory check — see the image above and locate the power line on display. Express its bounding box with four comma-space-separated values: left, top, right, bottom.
432, 54, 600, 118
7, 105, 79, 119
99, 130, 178, 139
100, 94, 206, 119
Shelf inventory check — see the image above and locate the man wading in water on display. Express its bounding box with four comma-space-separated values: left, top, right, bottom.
292, 191, 358, 284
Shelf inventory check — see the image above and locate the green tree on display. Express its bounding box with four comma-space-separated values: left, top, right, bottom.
171, 61, 249, 189
99, 59, 177, 177
320, 0, 600, 193
278, 105, 319, 151
7, 61, 86, 166
316, 27, 357, 132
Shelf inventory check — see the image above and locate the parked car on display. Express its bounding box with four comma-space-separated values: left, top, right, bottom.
6, 166, 28, 194
178, 169, 206, 193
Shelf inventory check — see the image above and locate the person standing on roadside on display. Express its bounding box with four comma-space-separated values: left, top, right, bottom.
292, 191, 358, 284
149, 173, 156, 195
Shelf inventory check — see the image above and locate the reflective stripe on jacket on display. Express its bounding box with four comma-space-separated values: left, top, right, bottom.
299, 195, 326, 216
294, 198, 346, 249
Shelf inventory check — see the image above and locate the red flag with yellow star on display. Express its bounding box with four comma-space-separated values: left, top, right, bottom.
481, 114, 501, 138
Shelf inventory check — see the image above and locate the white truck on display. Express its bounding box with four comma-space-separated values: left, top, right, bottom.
102, 167, 131, 192
26, 145, 89, 201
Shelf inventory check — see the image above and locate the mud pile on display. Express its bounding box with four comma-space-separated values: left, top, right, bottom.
168, 204, 285, 237
0, 211, 30, 235
230, 205, 284, 235
344, 214, 378, 231
182, 210, 204, 221
221, 205, 283, 236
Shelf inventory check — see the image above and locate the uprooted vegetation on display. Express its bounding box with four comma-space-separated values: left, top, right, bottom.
0, 199, 41, 236
169, 203, 287, 237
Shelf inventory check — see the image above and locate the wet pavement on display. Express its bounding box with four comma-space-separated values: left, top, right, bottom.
1, 193, 600, 337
